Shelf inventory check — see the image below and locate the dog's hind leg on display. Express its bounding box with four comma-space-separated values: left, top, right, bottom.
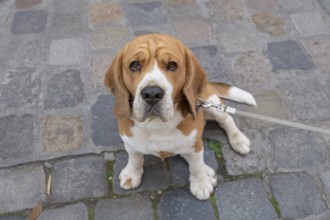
203, 94, 251, 155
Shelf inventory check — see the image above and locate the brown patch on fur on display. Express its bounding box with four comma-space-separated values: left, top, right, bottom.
176, 109, 204, 152
182, 47, 208, 119
194, 139, 204, 152
118, 117, 134, 136
124, 178, 132, 187
159, 151, 175, 160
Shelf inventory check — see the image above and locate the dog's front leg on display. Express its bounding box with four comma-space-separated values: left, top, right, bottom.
119, 149, 144, 190
181, 150, 217, 200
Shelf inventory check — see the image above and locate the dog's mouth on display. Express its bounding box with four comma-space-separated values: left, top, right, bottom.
137, 103, 168, 122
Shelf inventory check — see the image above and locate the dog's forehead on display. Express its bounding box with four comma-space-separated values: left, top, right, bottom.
123, 34, 185, 59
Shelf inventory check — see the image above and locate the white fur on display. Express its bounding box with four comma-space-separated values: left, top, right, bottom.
133, 62, 174, 122
119, 151, 144, 190
181, 151, 217, 200
122, 107, 197, 157
220, 86, 257, 106
120, 108, 201, 193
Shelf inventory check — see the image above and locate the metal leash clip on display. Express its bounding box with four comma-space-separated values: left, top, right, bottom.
197, 99, 236, 114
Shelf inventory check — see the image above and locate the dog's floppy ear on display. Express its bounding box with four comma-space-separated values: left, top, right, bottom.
183, 47, 208, 119
104, 49, 130, 118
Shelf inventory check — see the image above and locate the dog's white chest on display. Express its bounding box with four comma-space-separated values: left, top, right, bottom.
121, 112, 197, 157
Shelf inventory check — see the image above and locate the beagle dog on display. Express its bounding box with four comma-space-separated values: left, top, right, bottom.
104, 33, 256, 200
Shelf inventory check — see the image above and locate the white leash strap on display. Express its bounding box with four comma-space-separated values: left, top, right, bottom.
198, 99, 330, 135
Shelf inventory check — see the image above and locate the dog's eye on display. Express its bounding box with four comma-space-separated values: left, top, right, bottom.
167, 61, 178, 72
129, 61, 142, 72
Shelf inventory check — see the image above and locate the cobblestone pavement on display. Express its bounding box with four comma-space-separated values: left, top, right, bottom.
1, 0, 330, 219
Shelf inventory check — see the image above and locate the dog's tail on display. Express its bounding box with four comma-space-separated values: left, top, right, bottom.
209, 82, 257, 106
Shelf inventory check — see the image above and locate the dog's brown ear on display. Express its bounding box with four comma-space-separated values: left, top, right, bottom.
183, 47, 208, 119
104, 49, 130, 118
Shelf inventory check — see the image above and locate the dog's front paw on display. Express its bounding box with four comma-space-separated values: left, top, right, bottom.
229, 131, 251, 155
119, 167, 143, 190
190, 166, 217, 200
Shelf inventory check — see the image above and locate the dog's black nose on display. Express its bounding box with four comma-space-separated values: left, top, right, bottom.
141, 86, 165, 105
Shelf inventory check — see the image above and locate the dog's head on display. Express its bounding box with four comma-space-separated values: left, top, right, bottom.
104, 34, 208, 122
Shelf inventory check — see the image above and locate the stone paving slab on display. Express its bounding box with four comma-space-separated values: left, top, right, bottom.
51, 156, 108, 202
38, 203, 88, 220
95, 195, 153, 220
0, 217, 24, 220
320, 170, 330, 193
0, 114, 34, 163
0, 67, 40, 108
11, 10, 47, 35
44, 69, 85, 109
222, 130, 270, 175
278, 77, 330, 121
215, 178, 278, 220
297, 210, 330, 220
267, 40, 313, 70
0, 165, 45, 213
270, 173, 327, 219
91, 94, 123, 147
269, 127, 330, 170
158, 189, 215, 220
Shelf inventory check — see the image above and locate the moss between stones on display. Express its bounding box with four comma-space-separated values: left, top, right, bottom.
269, 196, 281, 218
207, 139, 223, 158
209, 193, 220, 220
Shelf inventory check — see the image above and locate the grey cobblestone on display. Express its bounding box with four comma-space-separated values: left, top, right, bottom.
219, 23, 263, 53
222, 130, 269, 175
267, 40, 313, 70
215, 178, 278, 220
123, 2, 167, 26
52, 156, 108, 202
0, 217, 24, 220
49, 38, 88, 66
15, 0, 41, 9
38, 203, 88, 220
242, 89, 291, 128
0, 67, 40, 108
158, 189, 215, 220
0, 114, 34, 162
278, 78, 330, 120
95, 195, 153, 220
0, 165, 45, 213
270, 173, 327, 219
319, 0, 330, 15
191, 46, 229, 82
91, 94, 122, 147
291, 13, 329, 36
269, 127, 329, 170
11, 10, 47, 34
45, 69, 84, 109
0, 7, 9, 24
320, 170, 330, 193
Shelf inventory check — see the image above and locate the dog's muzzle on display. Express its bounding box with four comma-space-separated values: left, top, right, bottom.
138, 86, 167, 120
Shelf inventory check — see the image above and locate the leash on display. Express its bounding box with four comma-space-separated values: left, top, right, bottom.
197, 99, 330, 135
